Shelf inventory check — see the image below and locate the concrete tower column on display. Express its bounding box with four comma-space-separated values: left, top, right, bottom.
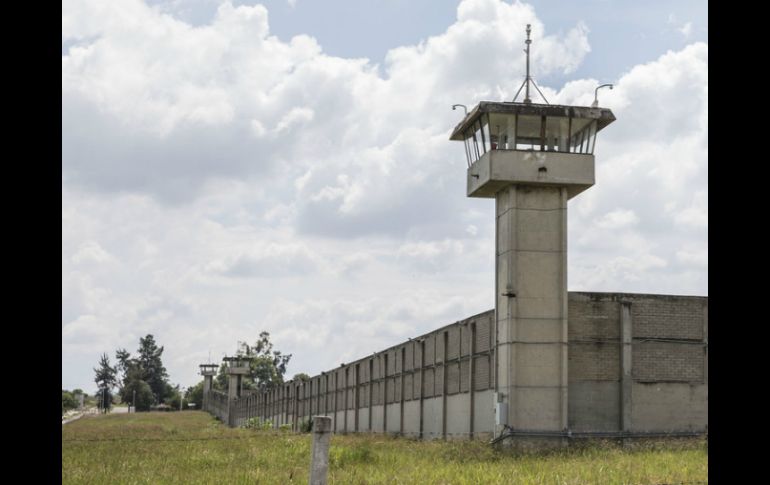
199, 364, 218, 412
495, 183, 569, 433
464, 148, 597, 439
228, 374, 240, 400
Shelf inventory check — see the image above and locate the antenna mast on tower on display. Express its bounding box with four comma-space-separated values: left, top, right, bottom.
512, 24, 549, 105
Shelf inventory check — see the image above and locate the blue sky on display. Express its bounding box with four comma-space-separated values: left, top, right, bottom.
151, 0, 707, 86
62, 0, 707, 393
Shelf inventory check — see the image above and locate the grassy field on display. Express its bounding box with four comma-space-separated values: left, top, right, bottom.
62, 411, 707, 484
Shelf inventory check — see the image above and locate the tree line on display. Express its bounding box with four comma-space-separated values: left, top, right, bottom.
62, 388, 89, 415
93, 331, 304, 413
94, 334, 182, 412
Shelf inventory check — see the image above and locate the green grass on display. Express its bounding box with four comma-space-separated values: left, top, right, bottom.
62, 412, 707, 484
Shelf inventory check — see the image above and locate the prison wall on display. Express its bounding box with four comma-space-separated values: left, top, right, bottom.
206, 390, 229, 424
216, 310, 497, 439
208, 291, 707, 438
567, 292, 708, 433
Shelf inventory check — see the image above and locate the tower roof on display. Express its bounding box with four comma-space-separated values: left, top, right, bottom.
449, 101, 616, 141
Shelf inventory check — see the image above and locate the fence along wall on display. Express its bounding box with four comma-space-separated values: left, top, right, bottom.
205, 292, 707, 437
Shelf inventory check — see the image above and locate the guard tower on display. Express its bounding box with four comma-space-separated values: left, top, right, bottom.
199, 363, 218, 411
450, 25, 615, 441
223, 356, 250, 400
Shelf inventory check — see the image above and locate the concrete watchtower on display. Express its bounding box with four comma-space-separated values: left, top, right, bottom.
223, 356, 250, 400
450, 25, 615, 440
199, 363, 218, 411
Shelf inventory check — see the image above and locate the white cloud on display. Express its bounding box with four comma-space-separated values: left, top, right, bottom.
676, 246, 708, 268
671, 190, 708, 228
70, 241, 116, 265
594, 209, 639, 230
397, 239, 465, 273
212, 242, 321, 278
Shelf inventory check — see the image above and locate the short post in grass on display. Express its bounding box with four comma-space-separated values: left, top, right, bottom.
309, 416, 332, 485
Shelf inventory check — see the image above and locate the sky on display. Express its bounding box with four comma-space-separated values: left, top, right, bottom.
62, 0, 708, 393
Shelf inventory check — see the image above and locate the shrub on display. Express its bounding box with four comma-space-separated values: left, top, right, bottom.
242, 417, 273, 431
299, 418, 313, 433
121, 380, 154, 411
62, 390, 79, 415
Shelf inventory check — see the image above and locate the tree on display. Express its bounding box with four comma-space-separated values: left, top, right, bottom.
167, 384, 189, 411
292, 373, 310, 382
137, 335, 170, 404
114, 335, 172, 406
211, 333, 293, 394
185, 381, 204, 409
93, 353, 117, 413
62, 390, 78, 415
122, 379, 154, 411
214, 362, 228, 391
237, 331, 292, 390
115, 348, 134, 384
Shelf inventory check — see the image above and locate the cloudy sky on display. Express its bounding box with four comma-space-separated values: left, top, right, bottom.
62, 0, 708, 393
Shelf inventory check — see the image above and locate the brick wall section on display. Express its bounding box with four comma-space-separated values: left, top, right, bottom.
405, 344, 413, 371
568, 293, 621, 383
460, 325, 471, 355
447, 362, 460, 394
435, 366, 444, 395
387, 350, 396, 375
404, 374, 413, 400
448, 326, 460, 360
633, 342, 704, 382
631, 296, 704, 340
476, 317, 491, 352
568, 296, 620, 340
568, 343, 620, 381
460, 360, 470, 392
474, 356, 490, 391
568, 292, 707, 384
423, 368, 435, 397
425, 335, 435, 365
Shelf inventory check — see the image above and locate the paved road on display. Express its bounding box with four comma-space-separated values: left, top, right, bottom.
63, 406, 132, 425
62, 407, 98, 425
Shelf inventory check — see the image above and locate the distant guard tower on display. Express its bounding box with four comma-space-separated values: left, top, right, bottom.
223, 356, 250, 400
199, 363, 218, 411
450, 25, 616, 441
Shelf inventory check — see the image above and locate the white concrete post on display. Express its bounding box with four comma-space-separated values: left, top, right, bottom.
309, 416, 332, 485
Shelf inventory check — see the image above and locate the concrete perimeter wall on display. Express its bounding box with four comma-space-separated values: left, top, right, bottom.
207, 292, 707, 437
214, 310, 496, 439
568, 292, 708, 433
